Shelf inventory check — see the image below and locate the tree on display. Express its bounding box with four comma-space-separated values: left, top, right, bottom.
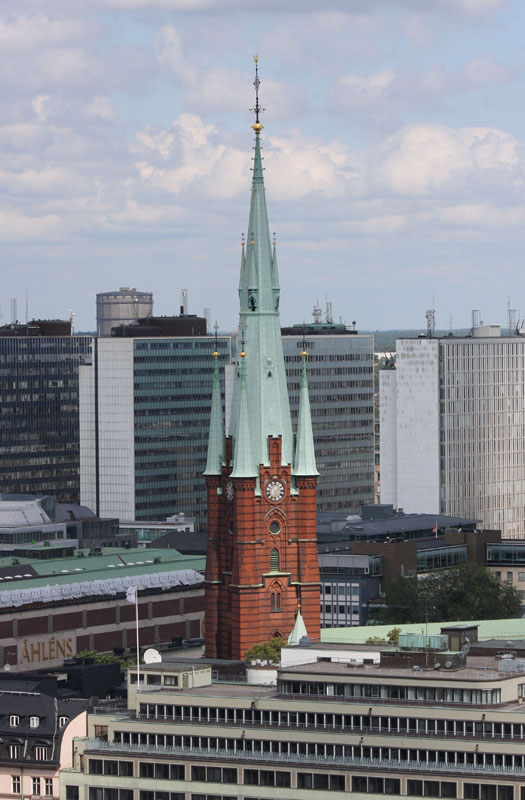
245, 638, 284, 664
377, 562, 521, 625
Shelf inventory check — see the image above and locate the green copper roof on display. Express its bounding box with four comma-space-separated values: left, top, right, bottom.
292, 354, 319, 477
228, 129, 293, 475
230, 355, 257, 478
287, 606, 309, 646
203, 353, 225, 476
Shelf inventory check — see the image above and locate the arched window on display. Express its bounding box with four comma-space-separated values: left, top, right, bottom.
276, 592, 281, 609
270, 548, 280, 572
271, 593, 275, 610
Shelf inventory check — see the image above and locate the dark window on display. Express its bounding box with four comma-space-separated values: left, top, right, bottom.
191, 766, 205, 782
170, 765, 185, 780
66, 787, 79, 800
464, 786, 480, 800
369, 777, 384, 793
89, 760, 103, 775
424, 781, 440, 797
89, 790, 103, 800
120, 793, 133, 800
386, 779, 401, 795
104, 790, 118, 800
298, 773, 313, 789
352, 776, 367, 792
244, 770, 258, 785
497, 789, 513, 800
441, 783, 457, 798
330, 775, 345, 791
276, 772, 291, 788
155, 764, 170, 780
408, 780, 424, 796
139, 793, 154, 800
314, 774, 329, 790
104, 761, 118, 776
139, 764, 154, 779
119, 762, 133, 777
259, 771, 275, 787
222, 769, 237, 784
481, 788, 497, 800
206, 767, 221, 783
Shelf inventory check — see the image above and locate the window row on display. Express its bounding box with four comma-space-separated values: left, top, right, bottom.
110, 735, 525, 770
279, 679, 502, 705
12, 777, 53, 796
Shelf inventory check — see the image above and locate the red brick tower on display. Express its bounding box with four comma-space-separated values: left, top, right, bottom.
204, 58, 320, 660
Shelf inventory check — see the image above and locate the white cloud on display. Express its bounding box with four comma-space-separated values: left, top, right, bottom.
155, 25, 197, 87
32, 95, 52, 122
87, 96, 115, 120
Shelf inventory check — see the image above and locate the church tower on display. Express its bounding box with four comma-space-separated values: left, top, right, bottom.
204, 58, 320, 660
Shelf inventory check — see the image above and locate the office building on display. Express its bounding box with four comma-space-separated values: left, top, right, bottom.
64, 624, 525, 800
381, 327, 525, 538
204, 66, 320, 659
282, 322, 375, 513
79, 316, 231, 527
96, 288, 153, 338
0, 321, 92, 503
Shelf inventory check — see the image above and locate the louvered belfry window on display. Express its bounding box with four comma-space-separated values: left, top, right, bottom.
270, 548, 280, 572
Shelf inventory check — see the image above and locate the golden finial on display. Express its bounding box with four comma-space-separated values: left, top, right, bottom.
240, 350, 246, 358
301, 350, 308, 358
254, 54, 258, 64
241, 233, 245, 248
272, 231, 277, 247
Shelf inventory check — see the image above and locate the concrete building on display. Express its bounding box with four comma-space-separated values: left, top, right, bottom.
0, 321, 92, 503
79, 320, 231, 526
96, 288, 153, 338
0, 547, 204, 670
63, 624, 525, 800
282, 322, 375, 513
380, 327, 525, 538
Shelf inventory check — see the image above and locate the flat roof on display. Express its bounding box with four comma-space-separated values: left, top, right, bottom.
322, 618, 525, 644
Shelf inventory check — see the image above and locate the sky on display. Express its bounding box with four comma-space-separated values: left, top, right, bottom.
3, 0, 525, 332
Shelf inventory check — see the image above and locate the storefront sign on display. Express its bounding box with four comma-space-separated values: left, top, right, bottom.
19, 633, 76, 668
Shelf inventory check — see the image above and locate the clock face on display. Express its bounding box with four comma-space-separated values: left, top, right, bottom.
266, 480, 285, 503
226, 481, 234, 501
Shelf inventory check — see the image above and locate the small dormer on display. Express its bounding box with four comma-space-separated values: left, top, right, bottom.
30, 716, 40, 729
9, 715, 20, 727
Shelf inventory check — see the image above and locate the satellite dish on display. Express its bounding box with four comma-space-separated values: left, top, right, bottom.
143, 648, 162, 664
4, 663, 11, 672
444, 661, 452, 670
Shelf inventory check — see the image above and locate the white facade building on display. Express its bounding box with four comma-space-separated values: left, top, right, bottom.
380, 327, 525, 539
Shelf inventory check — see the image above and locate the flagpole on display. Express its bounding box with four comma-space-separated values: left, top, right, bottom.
135, 590, 140, 692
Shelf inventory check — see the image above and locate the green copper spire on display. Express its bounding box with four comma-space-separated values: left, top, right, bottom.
203, 346, 225, 476
287, 604, 309, 646
292, 351, 319, 477
230, 352, 257, 478
228, 57, 294, 477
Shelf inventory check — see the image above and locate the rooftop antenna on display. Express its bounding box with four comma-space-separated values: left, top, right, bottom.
507, 299, 517, 337
25, 287, 28, 323
204, 307, 211, 333
472, 309, 481, 329
68, 309, 75, 334
325, 296, 333, 324
180, 289, 188, 316
10, 298, 17, 325
448, 314, 454, 335
425, 309, 435, 338
312, 300, 322, 324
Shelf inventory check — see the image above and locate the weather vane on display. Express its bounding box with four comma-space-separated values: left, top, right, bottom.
251, 54, 264, 132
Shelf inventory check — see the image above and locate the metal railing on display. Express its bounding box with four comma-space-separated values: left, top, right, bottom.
82, 739, 525, 777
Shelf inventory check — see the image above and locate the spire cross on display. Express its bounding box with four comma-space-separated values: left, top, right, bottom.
250, 55, 264, 132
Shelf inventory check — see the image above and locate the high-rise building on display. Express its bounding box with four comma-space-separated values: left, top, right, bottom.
380, 326, 525, 538
282, 322, 375, 512
79, 316, 231, 527
96, 288, 153, 337
0, 321, 92, 502
204, 63, 320, 660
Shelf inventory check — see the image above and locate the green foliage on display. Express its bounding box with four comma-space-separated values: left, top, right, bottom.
245, 638, 284, 664
365, 636, 386, 645
377, 562, 521, 625
386, 626, 402, 644
75, 649, 136, 668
